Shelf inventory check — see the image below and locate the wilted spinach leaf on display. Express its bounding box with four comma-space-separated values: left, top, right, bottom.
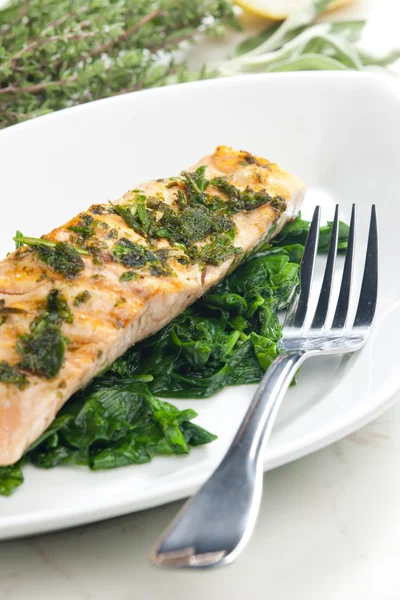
2, 214, 349, 496
27, 382, 216, 472
0, 462, 24, 496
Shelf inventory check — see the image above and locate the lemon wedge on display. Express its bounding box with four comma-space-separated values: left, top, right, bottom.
234, 0, 353, 20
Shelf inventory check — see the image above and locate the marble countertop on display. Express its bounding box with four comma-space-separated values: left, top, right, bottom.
2, 1, 400, 598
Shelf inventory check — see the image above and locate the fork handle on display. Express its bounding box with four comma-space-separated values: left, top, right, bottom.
150, 350, 306, 569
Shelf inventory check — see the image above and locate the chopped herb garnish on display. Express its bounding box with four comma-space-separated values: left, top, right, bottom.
113, 238, 158, 269
90, 205, 107, 216
46, 289, 73, 323
84, 243, 105, 266
120, 271, 138, 282
94, 166, 282, 274
14, 230, 24, 250
112, 199, 165, 239
0, 361, 28, 388
211, 178, 287, 213
210, 178, 238, 200
181, 165, 208, 198
149, 264, 173, 277
81, 214, 94, 226
17, 290, 72, 379
193, 235, 243, 267
74, 291, 91, 306
159, 206, 235, 247
174, 189, 187, 210
177, 256, 191, 265
14, 235, 87, 278
105, 228, 119, 239
68, 225, 95, 239
147, 197, 169, 212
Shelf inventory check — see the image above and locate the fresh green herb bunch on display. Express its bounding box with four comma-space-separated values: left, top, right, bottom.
0, 0, 238, 128
221, 0, 400, 75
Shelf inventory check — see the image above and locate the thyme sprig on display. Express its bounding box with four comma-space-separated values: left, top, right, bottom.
0, 0, 238, 128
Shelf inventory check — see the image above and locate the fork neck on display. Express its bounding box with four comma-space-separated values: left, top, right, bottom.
228, 350, 306, 463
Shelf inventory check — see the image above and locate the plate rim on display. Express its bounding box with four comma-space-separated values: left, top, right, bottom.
1, 70, 399, 540
1, 70, 399, 139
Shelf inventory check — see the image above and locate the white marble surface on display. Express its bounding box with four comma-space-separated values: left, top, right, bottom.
2, 1, 400, 598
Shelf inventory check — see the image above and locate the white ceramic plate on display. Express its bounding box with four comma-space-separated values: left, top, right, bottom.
1, 72, 400, 540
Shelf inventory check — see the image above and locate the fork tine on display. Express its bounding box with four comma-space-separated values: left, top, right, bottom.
332, 204, 356, 329
292, 206, 321, 328
311, 205, 339, 328
353, 205, 378, 328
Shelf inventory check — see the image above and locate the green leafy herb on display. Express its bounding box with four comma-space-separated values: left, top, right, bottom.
74, 291, 91, 306
104, 246, 300, 400
254, 0, 334, 54
68, 225, 95, 239
193, 234, 243, 266
2, 0, 400, 135
0, 0, 238, 129
14, 235, 87, 278
14, 230, 24, 250
211, 178, 287, 213
160, 205, 234, 245
0, 361, 28, 388
272, 213, 349, 252
221, 0, 400, 76
113, 237, 158, 269
120, 271, 138, 282
181, 166, 209, 200
17, 290, 72, 379
0, 462, 24, 496
112, 199, 163, 239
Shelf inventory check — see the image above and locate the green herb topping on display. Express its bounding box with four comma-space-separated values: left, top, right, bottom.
90, 205, 107, 216
17, 290, 72, 379
74, 291, 91, 306
111, 194, 165, 240
211, 178, 287, 213
0, 361, 28, 388
110, 166, 288, 272
14, 234, 87, 279
68, 225, 95, 239
113, 238, 158, 268
120, 271, 138, 282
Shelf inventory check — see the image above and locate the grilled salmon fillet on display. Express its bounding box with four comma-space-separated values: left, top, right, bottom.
0, 146, 305, 465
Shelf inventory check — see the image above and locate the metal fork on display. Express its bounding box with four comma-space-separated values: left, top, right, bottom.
149, 204, 378, 569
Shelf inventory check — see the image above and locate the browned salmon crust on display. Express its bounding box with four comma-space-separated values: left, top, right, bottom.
0, 146, 305, 465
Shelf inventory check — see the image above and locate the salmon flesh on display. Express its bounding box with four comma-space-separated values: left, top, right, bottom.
0, 146, 305, 465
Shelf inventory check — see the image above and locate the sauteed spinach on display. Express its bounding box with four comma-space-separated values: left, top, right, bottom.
0, 215, 348, 496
